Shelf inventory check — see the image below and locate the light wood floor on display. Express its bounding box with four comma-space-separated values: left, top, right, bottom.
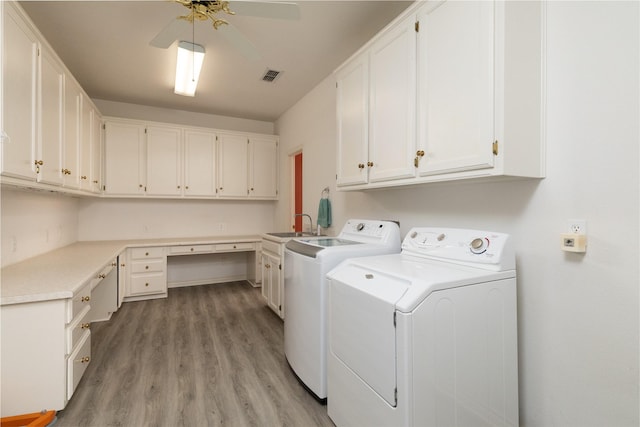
56, 281, 335, 427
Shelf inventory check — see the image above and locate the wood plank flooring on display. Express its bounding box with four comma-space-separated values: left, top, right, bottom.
56, 281, 335, 427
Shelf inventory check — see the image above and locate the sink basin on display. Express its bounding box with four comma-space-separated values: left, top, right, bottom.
266, 232, 316, 238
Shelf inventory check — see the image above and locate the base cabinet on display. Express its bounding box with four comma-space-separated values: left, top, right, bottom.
0, 283, 92, 417
124, 247, 168, 301
261, 239, 285, 319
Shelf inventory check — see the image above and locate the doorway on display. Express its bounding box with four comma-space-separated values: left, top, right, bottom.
293, 152, 303, 232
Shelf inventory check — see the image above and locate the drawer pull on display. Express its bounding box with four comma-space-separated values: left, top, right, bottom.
145, 265, 149, 270
145, 252, 149, 256
81, 323, 91, 330
81, 296, 91, 302
190, 248, 194, 252
77, 356, 91, 363
145, 283, 149, 287
98, 273, 106, 279
112, 262, 117, 267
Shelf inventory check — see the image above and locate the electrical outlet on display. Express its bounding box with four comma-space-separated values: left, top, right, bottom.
568, 219, 587, 235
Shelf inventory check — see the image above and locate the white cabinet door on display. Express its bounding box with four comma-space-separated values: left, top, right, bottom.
62, 78, 81, 188
217, 133, 248, 198
79, 94, 93, 191
104, 120, 145, 195
335, 55, 369, 187
248, 136, 278, 199
184, 129, 216, 197
262, 251, 282, 316
39, 46, 64, 186
416, 1, 495, 176
368, 14, 417, 183
146, 125, 182, 196
1, 3, 38, 181
90, 111, 102, 193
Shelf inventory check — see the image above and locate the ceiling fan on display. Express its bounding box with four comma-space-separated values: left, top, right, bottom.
150, 0, 300, 61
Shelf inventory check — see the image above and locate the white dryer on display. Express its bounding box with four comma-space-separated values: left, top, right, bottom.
327, 227, 519, 427
283, 219, 401, 401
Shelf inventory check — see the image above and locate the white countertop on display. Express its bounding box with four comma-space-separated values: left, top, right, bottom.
0, 235, 261, 306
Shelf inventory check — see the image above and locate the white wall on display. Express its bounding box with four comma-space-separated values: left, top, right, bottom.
77, 198, 275, 241
274, 2, 639, 426
1, 188, 79, 267
93, 99, 275, 135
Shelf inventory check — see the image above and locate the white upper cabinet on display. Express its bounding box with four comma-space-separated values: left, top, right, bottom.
90, 108, 102, 193
217, 133, 248, 198
416, 1, 495, 176
62, 78, 81, 189
145, 125, 182, 196
368, 13, 417, 183
248, 136, 278, 199
336, 11, 418, 188
1, 2, 38, 181
336, 54, 369, 187
103, 118, 277, 200
335, 0, 546, 190
184, 129, 217, 197
103, 120, 145, 196
39, 45, 64, 186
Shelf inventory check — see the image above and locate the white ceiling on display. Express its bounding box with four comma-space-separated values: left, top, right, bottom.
19, 1, 411, 122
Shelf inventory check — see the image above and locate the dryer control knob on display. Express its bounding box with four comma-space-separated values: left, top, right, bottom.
470, 237, 489, 254
357, 223, 365, 231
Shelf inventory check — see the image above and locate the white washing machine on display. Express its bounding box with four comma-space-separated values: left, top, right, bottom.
283, 219, 401, 401
327, 227, 519, 427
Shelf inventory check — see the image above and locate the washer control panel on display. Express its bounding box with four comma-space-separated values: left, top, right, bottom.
339, 219, 401, 243
403, 227, 514, 270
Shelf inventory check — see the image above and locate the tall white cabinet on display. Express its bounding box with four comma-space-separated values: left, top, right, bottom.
184, 129, 217, 197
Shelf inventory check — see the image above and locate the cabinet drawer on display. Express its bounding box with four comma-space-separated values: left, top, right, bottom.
66, 282, 92, 324
66, 305, 91, 354
215, 242, 255, 252
261, 239, 282, 256
169, 244, 214, 255
130, 247, 165, 259
89, 259, 117, 290
67, 330, 91, 400
131, 259, 165, 274
129, 274, 166, 296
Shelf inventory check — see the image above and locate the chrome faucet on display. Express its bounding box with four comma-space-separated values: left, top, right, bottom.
295, 213, 314, 235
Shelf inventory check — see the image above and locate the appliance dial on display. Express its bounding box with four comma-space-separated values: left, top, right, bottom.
470, 237, 489, 254
356, 223, 365, 231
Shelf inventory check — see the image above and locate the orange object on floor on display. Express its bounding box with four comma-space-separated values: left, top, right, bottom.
1, 410, 56, 427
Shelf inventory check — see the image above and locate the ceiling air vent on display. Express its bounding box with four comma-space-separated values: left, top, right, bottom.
261, 69, 282, 83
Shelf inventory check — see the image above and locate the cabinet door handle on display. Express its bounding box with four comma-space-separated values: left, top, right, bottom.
367, 162, 374, 167
77, 356, 91, 363
81, 296, 90, 302
81, 323, 91, 330
358, 163, 365, 169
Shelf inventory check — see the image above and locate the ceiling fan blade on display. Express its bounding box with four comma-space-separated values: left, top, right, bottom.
150, 18, 190, 48
229, 1, 300, 20
218, 23, 262, 61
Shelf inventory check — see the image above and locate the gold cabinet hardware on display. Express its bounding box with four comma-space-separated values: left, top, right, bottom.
190, 248, 194, 252
81, 296, 90, 302
250, 187, 254, 191
367, 162, 374, 167
185, 186, 189, 190
61, 168, 71, 175
81, 175, 87, 180
145, 265, 149, 270
93, 180, 99, 184
139, 184, 143, 188
121, 263, 125, 267
219, 187, 223, 190
98, 273, 106, 279
358, 163, 365, 169
414, 150, 426, 168
77, 356, 90, 363
34, 160, 44, 166
492, 140, 499, 155
81, 323, 91, 330
111, 262, 117, 267
145, 252, 149, 256
145, 282, 149, 287
177, 185, 181, 189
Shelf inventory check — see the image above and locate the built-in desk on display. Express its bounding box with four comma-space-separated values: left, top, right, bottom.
0, 235, 261, 418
